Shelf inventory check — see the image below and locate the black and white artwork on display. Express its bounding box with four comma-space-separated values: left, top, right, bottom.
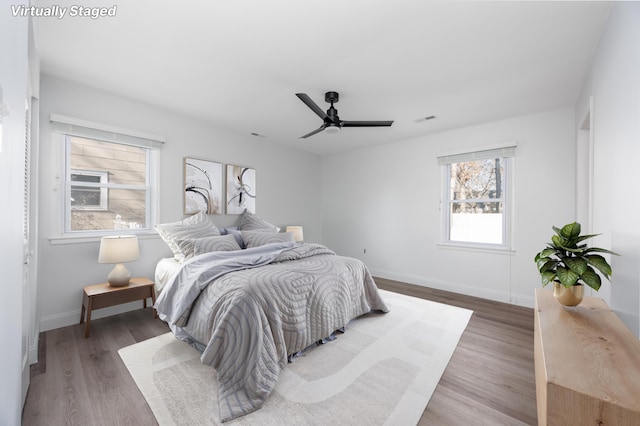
226, 165, 256, 214
184, 158, 223, 214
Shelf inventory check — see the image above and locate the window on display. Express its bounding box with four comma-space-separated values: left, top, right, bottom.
439, 145, 515, 248
51, 114, 163, 236
70, 169, 108, 210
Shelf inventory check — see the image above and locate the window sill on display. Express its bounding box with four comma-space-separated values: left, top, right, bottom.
437, 242, 515, 255
49, 231, 160, 245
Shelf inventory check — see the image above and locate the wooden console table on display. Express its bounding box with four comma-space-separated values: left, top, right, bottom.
534, 289, 640, 425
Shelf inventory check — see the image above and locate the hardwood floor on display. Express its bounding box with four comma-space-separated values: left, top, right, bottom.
22, 279, 537, 426
374, 278, 537, 425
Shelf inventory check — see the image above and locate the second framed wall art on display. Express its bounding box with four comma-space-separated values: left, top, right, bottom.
226, 165, 256, 214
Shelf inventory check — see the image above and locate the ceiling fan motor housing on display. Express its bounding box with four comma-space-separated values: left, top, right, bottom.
325, 91, 339, 104
326, 106, 340, 124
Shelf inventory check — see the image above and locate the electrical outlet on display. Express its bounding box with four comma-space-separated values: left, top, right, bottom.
363, 248, 367, 254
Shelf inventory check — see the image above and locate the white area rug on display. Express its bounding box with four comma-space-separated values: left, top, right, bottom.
118, 289, 472, 425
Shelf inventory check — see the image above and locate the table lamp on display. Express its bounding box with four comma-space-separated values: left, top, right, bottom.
286, 226, 304, 242
98, 235, 139, 287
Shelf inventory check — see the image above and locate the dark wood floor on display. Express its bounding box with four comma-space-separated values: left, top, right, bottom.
375, 278, 536, 425
22, 278, 537, 426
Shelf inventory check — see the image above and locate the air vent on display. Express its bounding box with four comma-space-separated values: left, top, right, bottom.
415, 115, 437, 123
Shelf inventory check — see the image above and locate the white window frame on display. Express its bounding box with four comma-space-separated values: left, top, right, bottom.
50, 114, 164, 241
70, 168, 109, 211
438, 144, 516, 251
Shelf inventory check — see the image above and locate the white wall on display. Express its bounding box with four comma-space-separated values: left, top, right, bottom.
37, 76, 322, 331
321, 108, 576, 308
576, 3, 640, 336
0, 10, 29, 426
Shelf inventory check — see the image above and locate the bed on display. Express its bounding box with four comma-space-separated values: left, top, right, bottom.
153, 211, 389, 422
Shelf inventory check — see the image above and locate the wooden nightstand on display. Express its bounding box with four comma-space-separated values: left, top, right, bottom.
80, 277, 157, 338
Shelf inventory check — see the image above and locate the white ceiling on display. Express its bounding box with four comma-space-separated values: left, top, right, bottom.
32, 0, 612, 155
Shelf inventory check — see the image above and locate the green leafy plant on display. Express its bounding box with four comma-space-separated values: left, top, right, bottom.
534, 222, 617, 290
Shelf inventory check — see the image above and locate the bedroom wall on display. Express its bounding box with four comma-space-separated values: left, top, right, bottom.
575, 3, 640, 336
321, 108, 576, 308
37, 75, 322, 332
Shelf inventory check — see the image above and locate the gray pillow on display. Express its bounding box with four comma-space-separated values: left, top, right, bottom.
241, 230, 295, 248
221, 226, 245, 248
192, 234, 242, 256
154, 211, 220, 261
237, 210, 279, 232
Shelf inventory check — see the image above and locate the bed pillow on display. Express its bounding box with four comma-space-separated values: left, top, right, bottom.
241, 230, 295, 248
192, 234, 242, 256
154, 211, 220, 261
237, 210, 279, 232
220, 226, 245, 248
176, 234, 241, 260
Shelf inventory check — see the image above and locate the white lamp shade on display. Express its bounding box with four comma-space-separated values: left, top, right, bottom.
286, 226, 304, 242
98, 235, 139, 264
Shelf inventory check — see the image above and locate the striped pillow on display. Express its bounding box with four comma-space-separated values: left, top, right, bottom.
155, 211, 220, 261
241, 230, 295, 248
192, 234, 242, 256
237, 210, 279, 232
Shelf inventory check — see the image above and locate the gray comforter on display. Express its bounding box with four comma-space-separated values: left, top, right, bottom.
155, 242, 388, 422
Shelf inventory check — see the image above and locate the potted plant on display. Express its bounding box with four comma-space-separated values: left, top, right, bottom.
534, 222, 617, 306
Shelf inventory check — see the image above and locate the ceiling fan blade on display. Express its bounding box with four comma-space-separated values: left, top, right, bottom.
300, 125, 327, 139
341, 120, 394, 127
296, 93, 328, 120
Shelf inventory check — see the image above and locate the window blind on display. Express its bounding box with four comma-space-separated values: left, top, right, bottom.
437, 144, 516, 165
50, 113, 165, 149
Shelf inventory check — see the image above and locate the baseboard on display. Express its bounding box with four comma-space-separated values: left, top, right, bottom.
29, 339, 39, 365
39, 300, 147, 332
370, 268, 534, 308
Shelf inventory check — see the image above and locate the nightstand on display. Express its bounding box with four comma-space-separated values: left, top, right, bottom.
80, 277, 157, 338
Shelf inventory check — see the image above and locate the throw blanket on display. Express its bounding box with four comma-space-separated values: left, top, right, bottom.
155, 243, 388, 422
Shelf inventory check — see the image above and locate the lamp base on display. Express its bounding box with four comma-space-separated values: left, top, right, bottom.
107, 263, 131, 287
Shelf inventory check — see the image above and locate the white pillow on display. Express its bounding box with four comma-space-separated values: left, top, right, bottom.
155, 211, 220, 261
241, 230, 295, 248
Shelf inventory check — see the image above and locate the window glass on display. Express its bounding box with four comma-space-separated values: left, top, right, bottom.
446, 157, 508, 246
71, 171, 108, 209
66, 136, 150, 232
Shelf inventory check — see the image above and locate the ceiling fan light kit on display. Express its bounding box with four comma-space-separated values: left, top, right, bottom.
296, 91, 393, 138
325, 124, 340, 134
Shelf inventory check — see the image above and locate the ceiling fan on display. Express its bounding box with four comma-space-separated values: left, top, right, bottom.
295, 91, 394, 138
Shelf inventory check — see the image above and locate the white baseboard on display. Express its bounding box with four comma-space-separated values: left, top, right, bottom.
39, 300, 148, 332
370, 268, 534, 308
29, 340, 39, 365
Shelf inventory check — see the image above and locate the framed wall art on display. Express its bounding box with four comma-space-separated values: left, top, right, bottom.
184, 157, 223, 214
226, 165, 256, 214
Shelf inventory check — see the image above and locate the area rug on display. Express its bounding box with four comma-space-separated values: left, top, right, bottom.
118, 289, 472, 425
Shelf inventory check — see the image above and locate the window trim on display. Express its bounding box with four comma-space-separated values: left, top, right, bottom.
50, 114, 163, 239
438, 143, 516, 251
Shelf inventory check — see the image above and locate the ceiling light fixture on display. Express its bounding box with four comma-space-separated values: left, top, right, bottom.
325, 123, 340, 134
